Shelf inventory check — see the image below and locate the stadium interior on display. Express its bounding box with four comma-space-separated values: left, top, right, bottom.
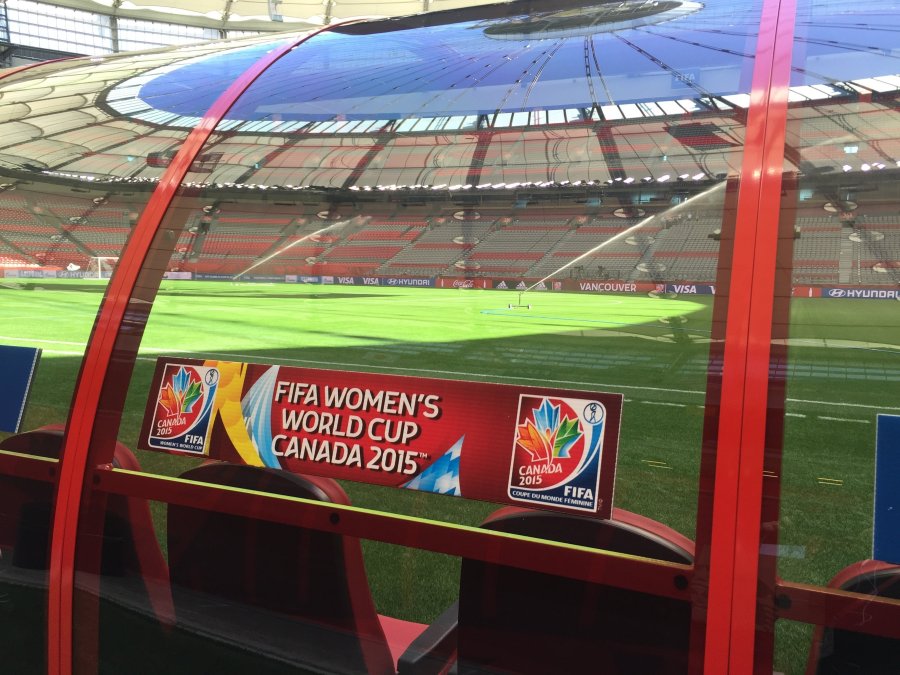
0, 0, 899, 673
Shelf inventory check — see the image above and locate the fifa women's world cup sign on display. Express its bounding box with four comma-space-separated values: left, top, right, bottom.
139, 358, 623, 517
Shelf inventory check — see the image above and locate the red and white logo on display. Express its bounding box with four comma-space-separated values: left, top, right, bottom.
508, 395, 606, 512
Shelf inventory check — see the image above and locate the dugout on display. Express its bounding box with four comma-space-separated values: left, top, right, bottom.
0, 0, 899, 673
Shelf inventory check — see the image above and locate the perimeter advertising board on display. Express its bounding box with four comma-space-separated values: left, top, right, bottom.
822, 287, 899, 300
331, 276, 435, 287
437, 277, 492, 289
492, 279, 562, 291
565, 280, 657, 293
139, 358, 622, 517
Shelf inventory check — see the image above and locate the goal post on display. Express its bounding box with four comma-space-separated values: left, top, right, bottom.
86, 256, 119, 280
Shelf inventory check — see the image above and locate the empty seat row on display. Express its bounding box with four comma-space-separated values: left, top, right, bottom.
1, 426, 896, 674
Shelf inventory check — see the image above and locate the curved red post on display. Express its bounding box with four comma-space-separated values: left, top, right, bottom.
702, 0, 797, 672
46, 24, 350, 675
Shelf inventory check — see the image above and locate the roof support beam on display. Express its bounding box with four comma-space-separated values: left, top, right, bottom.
110, 0, 121, 53
220, 0, 234, 38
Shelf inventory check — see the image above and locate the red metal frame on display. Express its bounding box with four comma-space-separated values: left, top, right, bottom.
94, 467, 693, 598
0, 449, 57, 482
702, 0, 797, 671
45, 27, 343, 675
777, 580, 900, 638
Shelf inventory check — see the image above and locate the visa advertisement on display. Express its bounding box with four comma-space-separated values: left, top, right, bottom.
139, 358, 622, 517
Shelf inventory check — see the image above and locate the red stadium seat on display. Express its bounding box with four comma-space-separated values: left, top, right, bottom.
0, 425, 173, 671
0, 424, 170, 586
167, 463, 400, 674
399, 506, 694, 675
805, 560, 900, 674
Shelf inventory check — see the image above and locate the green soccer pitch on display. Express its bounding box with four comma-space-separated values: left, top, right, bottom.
1, 278, 898, 670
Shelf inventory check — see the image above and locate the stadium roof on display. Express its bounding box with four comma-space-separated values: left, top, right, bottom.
28, 0, 502, 31
1, 0, 897, 201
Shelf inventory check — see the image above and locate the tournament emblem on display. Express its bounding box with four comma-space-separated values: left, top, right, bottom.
508, 395, 607, 512
147, 363, 219, 453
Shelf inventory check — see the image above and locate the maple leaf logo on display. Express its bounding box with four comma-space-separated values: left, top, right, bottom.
159, 366, 203, 416
516, 399, 583, 465
516, 418, 556, 463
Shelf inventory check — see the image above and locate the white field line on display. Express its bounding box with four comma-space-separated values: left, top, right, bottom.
786, 398, 899, 411
0, 336, 88, 346
818, 416, 870, 424
39, 348, 158, 363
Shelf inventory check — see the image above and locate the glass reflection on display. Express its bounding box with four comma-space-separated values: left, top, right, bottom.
113, 1, 766, 553
772, 0, 900, 672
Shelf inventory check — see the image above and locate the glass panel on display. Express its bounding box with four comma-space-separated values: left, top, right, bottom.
75, 478, 696, 674
6, 0, 114, 56
72, 485, 470, 674
70, 0, 766, 672
0, 3, 10, 46
768, 0, 900, 671
116, 18, 221, 53
0, 37, 287, 440
0, 35, 288, 673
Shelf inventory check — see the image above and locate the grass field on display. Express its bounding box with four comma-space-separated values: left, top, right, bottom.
1, 278, 898, 672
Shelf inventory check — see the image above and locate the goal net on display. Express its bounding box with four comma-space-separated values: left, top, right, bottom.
86, 256, 119, 280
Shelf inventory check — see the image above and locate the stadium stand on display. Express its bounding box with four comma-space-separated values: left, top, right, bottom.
6, 194, 900, 288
